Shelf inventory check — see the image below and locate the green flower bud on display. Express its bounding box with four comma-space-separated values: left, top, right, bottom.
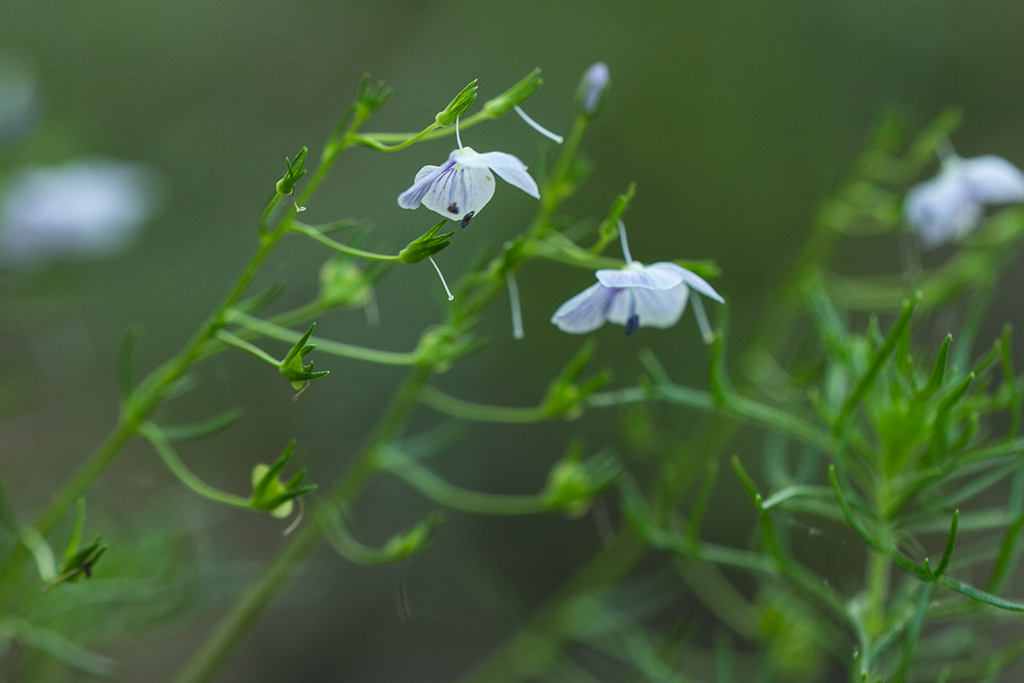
250, 441, 316, 518
399, 220, 455, 264
383, 513, 445, 561
251, 464, 294, 518
318, 258, 372, 309
275, 147, 308, 196
545, 458, 594, 517
435, 80, 478, 127
278, 323, 329, 389
574, 62, 610, 120
482, 68, 543, 118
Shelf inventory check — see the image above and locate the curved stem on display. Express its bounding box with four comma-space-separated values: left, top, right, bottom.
419, 385, 548, 424
360, 109, 491, 145
288, 221, 400, 262
214, 330, 281, 368
223, 311, 418, 366
384, 458, 550, 515
139, 423, 252, 510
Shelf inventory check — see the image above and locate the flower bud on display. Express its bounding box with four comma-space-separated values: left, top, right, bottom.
482, 68, 543, 118
544, 458, 594, 517
399, 220, 455, 264
275, 147, 307, 196
574, 62, 610, 120
250, 441, 316, 518
278, 323, 329, 389
319, 258, 372, 308
251, 463, 295, 518
435, 80, 478, 127
383, 513, 445, 561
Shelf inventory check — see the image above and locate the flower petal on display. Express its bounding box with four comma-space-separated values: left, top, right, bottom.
648, 262, 725, 303
596, 263, 683, 290
904, 173, 981, 248
398, 161, 454, 209
961, 155, 1024, 204
460, 151, 540, 199
606, 284, 689, 329
551, 282, 617, 334
418, 165, 496, 221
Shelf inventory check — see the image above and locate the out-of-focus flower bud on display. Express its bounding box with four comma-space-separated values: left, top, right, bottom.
319, 258, 373, 308
574, 62, 610, 120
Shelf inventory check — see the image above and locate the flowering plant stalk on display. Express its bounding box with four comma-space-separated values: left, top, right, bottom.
3, 63, 1024, 683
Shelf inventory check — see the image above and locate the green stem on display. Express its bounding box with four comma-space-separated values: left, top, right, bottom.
139, 423, 252, 510
215, 330, 281, 368
360, 110, 491, 145
419, 385, 548, 423
351, 122, 441, 151
527, 236, 624, 270
223, 311, 418, 366
384, 458, 550, 515
288, 220, 401, 262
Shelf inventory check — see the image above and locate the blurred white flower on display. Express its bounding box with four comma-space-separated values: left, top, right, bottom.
904, 153, 1024, 248
0, 158, 161, 266
398, 119, 539, 227
551, 222, 724, 337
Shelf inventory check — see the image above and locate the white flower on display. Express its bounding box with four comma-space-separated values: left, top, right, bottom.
551, 223, 724, 337
398, 146, 539, 225
904, 153, 1024, 248
0, 158, 161, 266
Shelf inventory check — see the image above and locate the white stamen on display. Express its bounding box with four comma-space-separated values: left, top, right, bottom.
617, 220, 633, 265
513, 105, 564, 144
455, 115, 463, 150
506, 270, 525, 340
429, 256, 454, 301
690, 294, 714, 344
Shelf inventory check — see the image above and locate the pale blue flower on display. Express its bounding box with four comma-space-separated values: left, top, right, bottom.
904, 153, 1024, 248
398, 138, 539, 226
0, 158, 161, 266
551, 223, 724, 337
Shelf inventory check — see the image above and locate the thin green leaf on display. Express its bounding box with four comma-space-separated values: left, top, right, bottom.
835, 293, 921, 433
160, 407, 244, 441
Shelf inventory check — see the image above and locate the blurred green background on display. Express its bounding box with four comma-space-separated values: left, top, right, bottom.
2, 0, 1023, 680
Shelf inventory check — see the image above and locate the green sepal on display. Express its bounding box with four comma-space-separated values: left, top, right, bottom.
275, 146, 308, 196
399, 220, 455, 264
482, 68, 543, 118
543, 442, 621, 517
435, 80, 478, 127
250, 440, 317, 518
383, 512, 446, 561
51, 535, 107, 586
278, 322, 330, 385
